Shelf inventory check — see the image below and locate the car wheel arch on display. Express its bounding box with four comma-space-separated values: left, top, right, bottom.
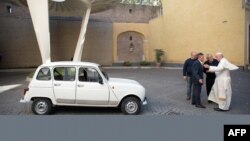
118, 95, 141, 107
31, 97, 54, 105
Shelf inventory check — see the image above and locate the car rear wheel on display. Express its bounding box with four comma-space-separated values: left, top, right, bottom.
121, 97, 141, 115
32, 98, 52, 115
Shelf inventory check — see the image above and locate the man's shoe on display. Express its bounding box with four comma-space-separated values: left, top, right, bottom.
208, 100, 213, 103
186, 97, 191, 100
195, 105, 206, 108
214, 108, 229, 112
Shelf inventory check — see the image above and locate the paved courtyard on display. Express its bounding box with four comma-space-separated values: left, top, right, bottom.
0, 68, 249, 115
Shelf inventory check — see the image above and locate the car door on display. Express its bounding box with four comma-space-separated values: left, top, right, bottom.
53, 66, 76, 104
76, 67, 109, 105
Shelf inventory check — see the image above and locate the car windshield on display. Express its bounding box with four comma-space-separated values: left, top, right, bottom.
99, 66, 109, 80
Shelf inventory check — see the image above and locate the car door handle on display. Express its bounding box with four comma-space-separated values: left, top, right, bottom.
77, 84, 84, 87
54, 84, 61, 86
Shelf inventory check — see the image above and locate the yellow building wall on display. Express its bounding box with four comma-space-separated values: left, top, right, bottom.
113, 23, 149, 62
149, 0, 245, 65
148, 16, 165, 61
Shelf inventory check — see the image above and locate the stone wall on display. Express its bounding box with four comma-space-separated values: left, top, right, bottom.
90, 4, 160, 23
83, 21, 113, 66
0, 4, 114, 68
0, 3, 159, 68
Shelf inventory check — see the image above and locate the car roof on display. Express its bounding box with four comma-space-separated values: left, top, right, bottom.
40, 61, 100, 67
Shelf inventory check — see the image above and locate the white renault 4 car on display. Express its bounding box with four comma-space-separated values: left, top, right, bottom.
20, 62, 147, 115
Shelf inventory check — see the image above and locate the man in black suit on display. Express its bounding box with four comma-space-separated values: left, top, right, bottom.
192, 53, 206, 108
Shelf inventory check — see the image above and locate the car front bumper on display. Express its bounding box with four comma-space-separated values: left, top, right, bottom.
20, 98, 27, 103
142, 97, 147, 105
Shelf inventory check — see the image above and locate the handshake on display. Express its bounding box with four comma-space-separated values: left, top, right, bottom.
203, 64, 211, 73
203, 64, 210, 69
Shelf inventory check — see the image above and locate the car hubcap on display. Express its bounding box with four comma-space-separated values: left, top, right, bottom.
35, 101, 48, 114
125, 101, 138, 114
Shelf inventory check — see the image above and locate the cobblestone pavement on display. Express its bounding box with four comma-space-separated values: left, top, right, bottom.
0, 69, 249, 115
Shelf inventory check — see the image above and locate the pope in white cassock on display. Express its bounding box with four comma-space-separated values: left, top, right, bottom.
204, 53, 238, 112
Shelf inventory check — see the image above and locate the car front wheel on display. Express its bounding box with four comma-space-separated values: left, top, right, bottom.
121, 97, 141, 115
32, 98, 52, 115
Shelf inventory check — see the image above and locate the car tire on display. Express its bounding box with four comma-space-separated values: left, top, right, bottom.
121, 97, 141, 115
31, 98, 52, 115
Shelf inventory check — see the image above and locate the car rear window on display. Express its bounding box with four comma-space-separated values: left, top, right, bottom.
36, 68, 51, 81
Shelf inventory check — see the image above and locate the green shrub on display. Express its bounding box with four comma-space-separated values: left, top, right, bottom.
123, 61, 132, 66
140, 61, 151, 66
154, 49, 165, 63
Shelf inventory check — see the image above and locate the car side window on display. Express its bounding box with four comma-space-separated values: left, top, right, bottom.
54, 67, 76, 81
79, 68, 100, 82
37, 68, 51, 81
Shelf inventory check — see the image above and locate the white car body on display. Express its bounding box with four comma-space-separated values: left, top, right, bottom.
20, 62, 147, 114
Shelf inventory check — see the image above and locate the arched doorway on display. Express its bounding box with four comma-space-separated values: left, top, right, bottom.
117, 31, 144, 62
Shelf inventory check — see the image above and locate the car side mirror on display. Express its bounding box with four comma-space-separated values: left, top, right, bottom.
98, 78, 103, 84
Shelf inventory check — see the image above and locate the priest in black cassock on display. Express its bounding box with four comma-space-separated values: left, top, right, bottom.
203, 54, 219, 102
